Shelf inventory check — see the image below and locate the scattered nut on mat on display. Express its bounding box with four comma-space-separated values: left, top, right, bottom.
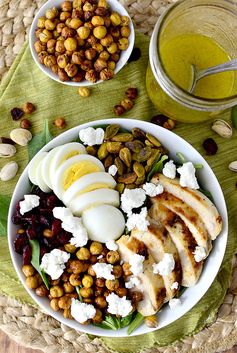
10, 128, 32, 146
0, 161, 18, 181
0, 144, 17, 158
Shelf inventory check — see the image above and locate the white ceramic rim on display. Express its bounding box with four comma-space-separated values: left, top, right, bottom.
8, 118, 228, 337
29, 0, 135, 86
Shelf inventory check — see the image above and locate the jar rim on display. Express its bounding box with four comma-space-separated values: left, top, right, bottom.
150, 0, 237, 111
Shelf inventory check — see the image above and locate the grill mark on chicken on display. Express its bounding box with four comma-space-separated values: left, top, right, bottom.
127, 236, 148, 258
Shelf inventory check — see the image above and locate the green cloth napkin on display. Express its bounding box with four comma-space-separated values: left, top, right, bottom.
0, 32, 237, 353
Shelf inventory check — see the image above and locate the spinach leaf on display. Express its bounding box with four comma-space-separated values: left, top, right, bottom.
75, 285, 83, 302
0, 195, 11, 236
94, 315, 119, 330
28, 120, 53, 160
120, 312, 134, 328
198, 188, 214, 202
231, 105, 237, 129
176, 152, 203, 169
29, 239, 49, 289
147, 154, 168, 181
127, 312, 144, 335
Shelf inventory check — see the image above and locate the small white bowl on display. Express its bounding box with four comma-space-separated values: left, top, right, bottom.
29, 0, 135, 86
8, 118, 228, 337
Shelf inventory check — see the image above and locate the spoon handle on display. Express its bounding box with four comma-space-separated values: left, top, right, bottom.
196, 58, 237, 81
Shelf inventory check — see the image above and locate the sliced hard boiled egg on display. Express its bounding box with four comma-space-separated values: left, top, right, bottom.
53, 154, 105, 200
68, 188, 120, 216
35, 159, 51, 193
82, 205, 125, 242
41, 146, 62, 189
28, 151, 48, 185
62, 171, 116, 206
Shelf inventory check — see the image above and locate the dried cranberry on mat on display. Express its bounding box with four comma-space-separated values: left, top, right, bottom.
11, 107, 24, 120
203, 138, 218, 155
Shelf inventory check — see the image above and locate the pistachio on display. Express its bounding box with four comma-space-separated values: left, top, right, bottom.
119, 147, 132, 167
131, 127, 146, 140
147, 150, 161, 166
211, 119, 232, 138
135, 174, 145, 185
111, 132, 133, 142
146, 133, 161, 147
144, 315, 158, 328
133, 161, 145, 178
106, 141, 123, 153
0, 161, 18, 181
125, 183, 136, 189
117, 172, 137, 184
86, 145, 97, 156
229, 161, 237, 172
97, 142, 108, 160
133, 147, 152, 162
104, 154, 113, 169
125, 140, 144, 153
104, 124, 120, 140
115, 183, 125, 193
10, 128, 32, 146
0, 144, 17, 158
114, 157, 126, 176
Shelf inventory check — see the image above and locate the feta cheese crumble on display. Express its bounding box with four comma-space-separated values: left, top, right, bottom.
129, 254, 145, 276
143, 182, 164, 197
177, 162, 199, 189
170, 281, 179, 290
40, 249, 70, 280
193, 246, 206, 262
106, 293, 133, 317
162, 160, 176, 179
19, 194, 40, 215
108, 164, 118, 176
92, 262, 115, 280
169, 298, 181, 309
53, 207, 88, 247
71, 299, 96, 323
120, 188, 146, 214
126, 207, 150, 232
125, 276, 141, 289
152, 253, 175, 276
79, 127, 104, 146
105, 240, 118, 251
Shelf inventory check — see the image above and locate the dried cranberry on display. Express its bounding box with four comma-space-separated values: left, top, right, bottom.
11, 107, 24, 120
22, 245, 32, 265
202, 138, 218, 155
46, 195, 58, 209
151, 114, 168, 126
40, 215, 51, 228
12, 215, 22, 225
26, 227, 37, 240
128, 47, 141, 63
57, 231, 72, 245
0, 137, 15, 144
14, 233, 28, 254
40, 246, 48, 258
52, 219, 62, 235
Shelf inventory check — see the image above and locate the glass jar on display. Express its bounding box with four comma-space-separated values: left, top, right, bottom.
147, 0, 237, 123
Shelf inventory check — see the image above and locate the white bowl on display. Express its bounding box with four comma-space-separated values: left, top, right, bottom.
29, 0, 135, 86
8, 118, 228, 337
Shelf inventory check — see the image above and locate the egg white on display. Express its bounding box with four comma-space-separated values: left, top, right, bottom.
41, 146, 62, 189
28, 151, 48, 185
35, 159, 52, 193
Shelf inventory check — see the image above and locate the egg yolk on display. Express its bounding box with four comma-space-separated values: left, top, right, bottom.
63, 161, 101, 190
61, 151, 81, 165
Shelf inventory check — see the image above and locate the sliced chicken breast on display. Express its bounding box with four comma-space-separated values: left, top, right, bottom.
152, 192, 212, 254
149, 204, 203, 287
151, 173, 222, 240
131, 224, 182, 301
117, 235, 166, 316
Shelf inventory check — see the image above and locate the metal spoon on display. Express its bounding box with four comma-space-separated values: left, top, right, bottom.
189, 58, 237, 94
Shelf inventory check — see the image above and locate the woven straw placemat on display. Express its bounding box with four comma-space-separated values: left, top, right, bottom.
1, 0, 237, 352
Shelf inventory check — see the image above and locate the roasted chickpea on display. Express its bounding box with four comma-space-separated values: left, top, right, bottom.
109, 27, 120, 38
44, 55, 57, 68
85, 69, 98, 82
83, 298, 94, 304
61, 26, 76, 38
104, 289, 110, 297
84, 21, 94, 30
107, 60, 115, 70
69, 273, 82, 286
91, 15, 104, 26
98, 0, 108, 7
87, 34, 98, 46
53, 29, 60, 38
85, 48, 97, 60
106, 250, 120, 264
90, 254, 97, 264
112, 265, 123, 278
100, 34, 113, 47
64, 37, 77, 51
92, 43, 103, 53
72, 8, 84, 19
118, 37, 129, 51
47, 38, 56, 52
76, 247, 91, 261
80, 287, 93, 298
50, 298, 60, 311
130, 291, 143, 303
92, 309, 103, 324
110, 12, 121, 26
25, 275, 39, 289
107, 42, 117, 54
103, 17, 111, 28
63, 282, 75, 293
50, 285, 64, 298
45, 7, 58, 19
77, 26, 90, 39
58, 295, 72, 309
93, 26, 107, 39
121, 26, 130, 38
35, 28, 43, 39
77, 37, 86, 46
69, 18, 83, 29
64, 243, 77, 253
95, 278, 105, 287
37, 16, 46, 28
71, 50, 84, 64
110, 52, 120, 62
99, 50, 110, 61
90, 241, 103, 255
81, 59, 93, 71
105, 279, 119, 291
95, 7, 108, 16
95, 287, 104, 296
116, 287, 127, 297
88, 264, 96, 276
73, 0, 82, 8
45, 19, 57, 31
55, 40, 65, 53
61, 273, 70, 283
83, 1, 94, 11
100, 68, 114, 80
57, 23, 66, 33
82, 274, 94, 288
58, 68, 69, 81
35, 284, 49, 297
63, 309, 73, 319
121, 98, 133, 110
61, 0, 72, 11
122, 263, 132, 276
72, 71, 85, 82
50, 278, 60, 286
94, 58, 107, 72
70, 260, 88, 274
22, 264, 35, 277
95, 296, 107, 309
60, 11, 71, 22
39, 29, 53, 43
121, 15, 130, 26
84, 11, 93, 21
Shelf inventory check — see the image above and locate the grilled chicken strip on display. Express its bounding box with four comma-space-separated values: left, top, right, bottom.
131, 224, 182, 301
151, 192, 212, 254
149, 203, 203, 287
117, 235, 166, 316
151, 173, 222, 240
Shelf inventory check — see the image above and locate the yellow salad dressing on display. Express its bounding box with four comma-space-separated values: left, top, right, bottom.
160, 33, 234, 99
